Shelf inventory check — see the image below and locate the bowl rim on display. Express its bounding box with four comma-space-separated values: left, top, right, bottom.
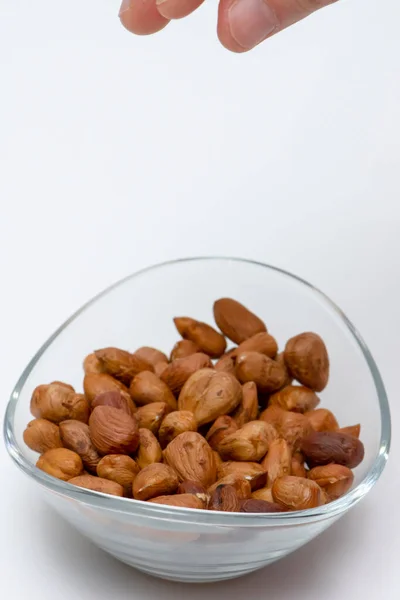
3, 256, 391, 526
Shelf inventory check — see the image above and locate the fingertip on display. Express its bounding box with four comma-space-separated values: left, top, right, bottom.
155, 0, 205, 20
217, 0, 248, 53
119, 0, 170, 36
218, 0, 279, 53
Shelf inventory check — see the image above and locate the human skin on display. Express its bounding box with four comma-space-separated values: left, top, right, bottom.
119, 0, 339, 53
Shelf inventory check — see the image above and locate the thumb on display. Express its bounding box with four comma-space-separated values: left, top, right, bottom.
217, 0, 338, 52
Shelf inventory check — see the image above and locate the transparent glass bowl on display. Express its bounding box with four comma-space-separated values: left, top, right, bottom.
4, 258, 391, 583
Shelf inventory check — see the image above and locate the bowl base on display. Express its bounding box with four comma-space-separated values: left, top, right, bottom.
106, 548, 275, 583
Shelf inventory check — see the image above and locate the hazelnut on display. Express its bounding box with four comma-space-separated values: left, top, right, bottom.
135, 402, 171, 435
69, 474, 124, 497
160, 353, 213, 396
129, 371, 177, 410
284, 332, 329, 392
83, 373, 130, 405
307, 464, 354, 500
95, 347, 153, 385
91, 390, 136, 418
173, 317, 227, 358
170, 340, 200, 361
158, 410, 197, 449
209, 484, 241, 512
31, 382, 89, 424
59, 420, 101, 473
135, 428, 163, 469
236, 352, 286, 393
37, 448, 83, 481
231, 381, 259, 427
89, 406, 139, 455
163, 432, 217, 488
272, 476, 323, 510
133, 346, 168, 369
213, 298, 267, 344
23, 419, 62, 454
178, 368, 242, 426
133, 463, 179, 501
97, 455, 140, 496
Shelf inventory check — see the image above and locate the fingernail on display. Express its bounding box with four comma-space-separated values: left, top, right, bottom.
228, 0, 279, 50
119, 0, 132, 16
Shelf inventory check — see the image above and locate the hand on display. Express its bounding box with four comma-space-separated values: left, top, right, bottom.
118, 0, 338, 53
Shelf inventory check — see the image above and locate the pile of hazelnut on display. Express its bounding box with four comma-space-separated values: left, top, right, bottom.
24, 298, 364, 513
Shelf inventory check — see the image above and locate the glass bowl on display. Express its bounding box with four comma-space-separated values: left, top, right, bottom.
4, 257, 391, 583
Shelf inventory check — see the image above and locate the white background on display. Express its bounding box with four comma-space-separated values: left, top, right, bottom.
1, 0, 399, 598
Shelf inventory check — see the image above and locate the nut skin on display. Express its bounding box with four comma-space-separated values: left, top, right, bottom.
83, 353, 105, 374
213, 450, 223, 468
320, 489, 331, 505
269, 385, 320, 413
215, 354, 237, 376
337, 424, 361, 439
91, 390, 136, 418
161, 353, 213, 396
240, 499, 286, 513
177, 481, 209, 505
163, 431, 217, 488
158, 411, 197, 449
205, 416, 238, 450
31, 383, 90, 424
37, 448, 83, 481
272, 475, 323, 510
97, 455, 140, 496
133, 347, 168, 369
218, 421, 278, 462
83, 373, 131, 405
275, 352, 293, 388
232, 332, 278, 359
135, 402, 172, 435
208, 474, 252, 500
136, 428, 163, 469
129, 371, 177, 410
236, 352, 286, 393
154, 361, 168, 378
261, 439, 292, 487
232, 382, 259, 427
277, 411, 313, 451
148, 494, 205, 509
178, 368, 242, 427
23, 419, 62, 454
305, 408, 339, 432
209, 484, 241, 512
170, 340, 200, 361
291, 453, 307, 478
174, 317, 227, 358
251, 487, 274, 502
69, 474, 124, 497
89, 406, 139, 455
302, 431, 365, 469
59, 420, 101, 473
307, 464, 354, 500
260, 407, 312, 451
133, 463, 179, 501
259, 405, 286, 429
284, 332, 329, 392
95, 347, 153, 385
213, 298, 267, 345
217, 462, 267, 491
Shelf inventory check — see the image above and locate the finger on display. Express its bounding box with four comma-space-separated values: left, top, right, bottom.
119, 0, 170, 36
217, 0, 338, 53
156, 0, 205, 20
